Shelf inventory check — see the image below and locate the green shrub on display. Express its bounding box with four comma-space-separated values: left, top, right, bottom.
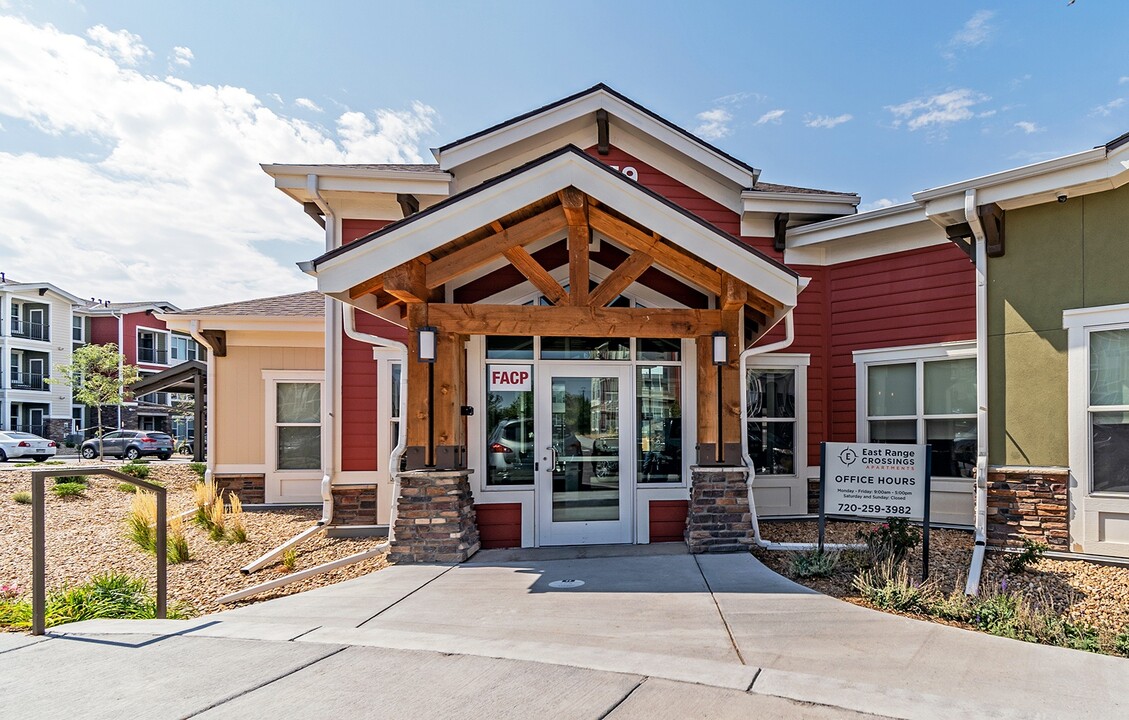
45, 460, 66, 465
1115, 626, 1129, 657
53, 475, 86, 485
282, 548, 298, 572
854, 560, 930, 612
12, 491, 32, 504
120, 463, 151, 480
0, 572, 189, 629
188, 462, 207, 479
51, 482, 86, 498
788, 548, 840, 578
928, 589, 976, 622
1007, 538, 1048, 574
856, 518, 921, 566
117, 483, 138, 493
166, 516, 191, 564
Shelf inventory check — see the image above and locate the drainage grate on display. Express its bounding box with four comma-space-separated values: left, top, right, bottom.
548, 579, 585, 589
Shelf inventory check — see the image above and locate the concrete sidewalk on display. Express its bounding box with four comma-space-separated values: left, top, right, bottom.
2, 547, 1126, 719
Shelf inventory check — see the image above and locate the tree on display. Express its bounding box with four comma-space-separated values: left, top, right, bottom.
50, 343, 141, 461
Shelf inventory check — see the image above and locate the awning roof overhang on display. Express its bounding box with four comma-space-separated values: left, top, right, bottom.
308, 146, 803, 316
130, 360, 206, 395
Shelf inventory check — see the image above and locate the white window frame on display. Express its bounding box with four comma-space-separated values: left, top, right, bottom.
1065, 303, 1129, 497
72, 315, 84, 343
262, 369, 326, 475
372, 348, 404, 485
745, 353, 810, 479
853, 341, 976, 478
136, 325, 171, 366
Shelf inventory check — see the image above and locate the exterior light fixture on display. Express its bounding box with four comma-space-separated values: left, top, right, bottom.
712, 331, 728, 366
417, 326, 437, 363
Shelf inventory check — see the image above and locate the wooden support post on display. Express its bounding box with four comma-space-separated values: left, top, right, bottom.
433, 329, 466, 469
192, 369, 204, 463
560, 188, 589, 306
719, 308, 743, 465
696, 336, 718, 465
405, 303, 430, 468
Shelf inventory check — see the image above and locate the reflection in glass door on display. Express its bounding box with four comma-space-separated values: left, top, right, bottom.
537, 365, 632, 545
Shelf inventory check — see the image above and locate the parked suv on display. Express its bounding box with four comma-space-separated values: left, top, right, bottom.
80, 431, 174, 461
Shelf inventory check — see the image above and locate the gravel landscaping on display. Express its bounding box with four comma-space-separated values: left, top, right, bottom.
0, 462, 388, 622
752, 519, 1129, 644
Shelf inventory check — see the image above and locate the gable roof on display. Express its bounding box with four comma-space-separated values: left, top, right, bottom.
175, 290, 324, 317
310, 145, 802, 309
434, 84, 761, 189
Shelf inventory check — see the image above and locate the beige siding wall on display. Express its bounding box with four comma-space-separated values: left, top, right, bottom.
215, 345, 324, 466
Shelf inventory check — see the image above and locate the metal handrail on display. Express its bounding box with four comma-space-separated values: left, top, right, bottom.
31, 468, 167, 636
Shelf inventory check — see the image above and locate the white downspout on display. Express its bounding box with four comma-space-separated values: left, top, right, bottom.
740, 311, 864, 552
965, 188, 990, 595
187, 320, 216, 485
309, 174, 337, 527
342, 305, 407, 544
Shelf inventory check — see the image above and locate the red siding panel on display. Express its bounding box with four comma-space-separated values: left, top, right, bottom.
476, 503, 522, 549
649, 500, 689, 543
342, 219, 393, 245
88, 316, 118, 346
339, 305, 408, 472
826, 244, 976, 448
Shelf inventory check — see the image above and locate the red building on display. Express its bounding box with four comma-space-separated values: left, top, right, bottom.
253, 85, 973, 556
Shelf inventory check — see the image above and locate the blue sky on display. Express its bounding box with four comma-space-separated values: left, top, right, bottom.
1, 1, 1126, 306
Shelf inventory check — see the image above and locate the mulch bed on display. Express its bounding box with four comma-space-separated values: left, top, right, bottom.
0, 462, 388, 622
752, 519, 1129, 637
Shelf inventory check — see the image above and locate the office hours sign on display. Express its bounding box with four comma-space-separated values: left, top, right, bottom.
821, 442, 930, 520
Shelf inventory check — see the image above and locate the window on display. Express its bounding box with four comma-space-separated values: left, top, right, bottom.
170, 335, 199, 364
274, 382, 321, 470
1086, 328, 1129, 493
137, 328, 169, 365
638, 365, 682, 483
746, 368, 797, 475
855, 343, 976, 479
486, 363, 535, 486
72, 316, 84, 342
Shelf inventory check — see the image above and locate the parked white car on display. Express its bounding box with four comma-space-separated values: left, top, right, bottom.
0, 431, 58, 462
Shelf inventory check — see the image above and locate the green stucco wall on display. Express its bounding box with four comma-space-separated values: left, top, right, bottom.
988, 182, 1129, 466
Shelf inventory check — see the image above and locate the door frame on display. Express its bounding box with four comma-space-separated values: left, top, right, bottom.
535, 362, 634, 546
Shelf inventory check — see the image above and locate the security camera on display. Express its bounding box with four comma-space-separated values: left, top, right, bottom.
1057, 193, 1068, 203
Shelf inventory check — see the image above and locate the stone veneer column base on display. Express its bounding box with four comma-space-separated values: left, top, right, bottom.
213, 474, 265, 504
986, 466, 1069, 551
388, 469, 480, 563
687, 466, 753, 553
330, 485, 379, 526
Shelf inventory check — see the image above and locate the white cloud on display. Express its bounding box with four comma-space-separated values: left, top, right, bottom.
0, 16, 439, 306
713, 91, 763, 106
1120, 76, 1129, 84
295, 97, 323, 113
171, 46, 193, 68
1014, 121, 1041, 134
1091, 98, 1126, 116
804, 113, 853, 129
85, 24, 151, 66
858, 198, 899, 213
755, 109, 786, 126
886, 89, 989, 131
952, 10, 995, 47
693, 108, 732, 139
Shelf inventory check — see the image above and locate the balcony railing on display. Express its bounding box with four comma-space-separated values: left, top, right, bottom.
10, 319, 50, 342
137, 348, 168, 364
10, 373, 48, 391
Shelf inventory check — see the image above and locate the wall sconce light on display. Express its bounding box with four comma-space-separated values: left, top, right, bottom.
417, 326, 437, 363
712, 331, 728, 366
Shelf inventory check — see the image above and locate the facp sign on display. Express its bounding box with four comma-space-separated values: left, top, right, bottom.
488, 365, 532, 392
821, 442, 929, 520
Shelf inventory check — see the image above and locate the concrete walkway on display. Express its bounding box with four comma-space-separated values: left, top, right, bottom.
2, 546, 1126, 719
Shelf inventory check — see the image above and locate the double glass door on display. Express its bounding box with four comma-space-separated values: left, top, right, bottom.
536, 365, 632, 545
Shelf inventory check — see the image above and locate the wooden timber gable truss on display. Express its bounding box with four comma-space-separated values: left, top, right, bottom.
347, 187, 787, 470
